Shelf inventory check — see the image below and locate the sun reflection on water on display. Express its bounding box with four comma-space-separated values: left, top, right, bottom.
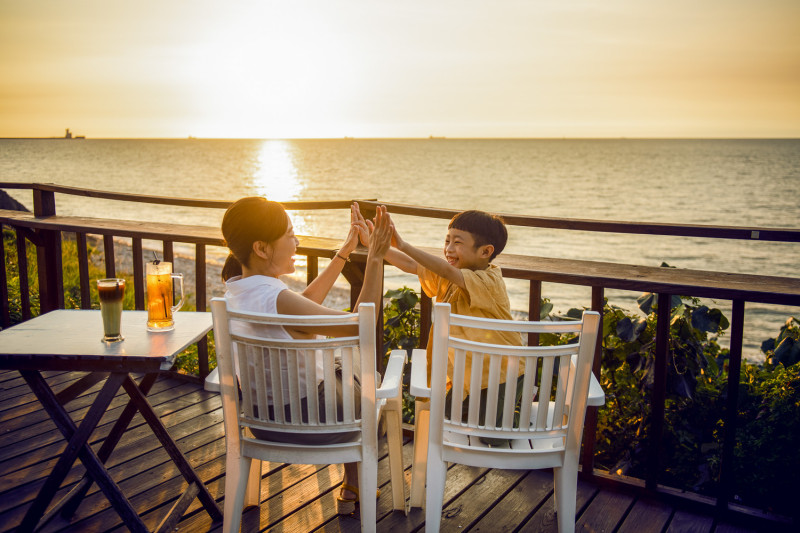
253, 140, 309, 238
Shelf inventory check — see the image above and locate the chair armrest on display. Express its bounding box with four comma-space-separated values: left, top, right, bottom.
570, 354, 605, 406
588, 372, 605, 406
409, 348, 430, 399
377, 349, 407, 400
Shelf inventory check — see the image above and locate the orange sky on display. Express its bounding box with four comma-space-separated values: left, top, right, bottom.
1, 0, 798, 139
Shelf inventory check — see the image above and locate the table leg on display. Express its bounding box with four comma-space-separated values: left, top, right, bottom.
59, 372, 159, 519
18, 371, 149, 533
121, 374, 223, 522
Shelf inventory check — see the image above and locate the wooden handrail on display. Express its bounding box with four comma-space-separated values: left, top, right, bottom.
3, 182, 798, 242
3, 209, 798, 306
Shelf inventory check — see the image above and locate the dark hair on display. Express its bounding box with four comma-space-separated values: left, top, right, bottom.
448, 210, 508, 261
221, 197, 289, 281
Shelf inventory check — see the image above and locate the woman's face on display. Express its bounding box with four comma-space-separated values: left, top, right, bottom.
266, 221, 300, 275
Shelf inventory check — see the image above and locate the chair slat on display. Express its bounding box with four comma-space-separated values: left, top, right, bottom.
237, 343, 254, 419
537, 357, 555, 430
551, 354, 571, 428
451, 348, 466, 424
341, 347, 355, 423
484, 354, 502, 428
322, 349, 336, 424
501, 356, 520, 429
287, 348, 301, 424
305, 349, 320, 424
266, 347, 282, 423
467, 352, 483, 427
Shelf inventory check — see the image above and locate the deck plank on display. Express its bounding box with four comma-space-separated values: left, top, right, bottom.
0, 370, 788, 533
617, 497, 673, 533
666, 509, 714, 532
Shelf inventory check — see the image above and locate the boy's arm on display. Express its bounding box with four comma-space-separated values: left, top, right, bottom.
385, 248, 418, 274
352, 201, 418, 274
389, 216, 466, 289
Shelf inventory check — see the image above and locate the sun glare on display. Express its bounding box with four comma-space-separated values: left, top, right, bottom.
253, 140, 309, 234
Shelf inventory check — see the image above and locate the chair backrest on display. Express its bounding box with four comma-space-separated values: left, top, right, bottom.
211, 298, 378, 449
428, 303, 600, 457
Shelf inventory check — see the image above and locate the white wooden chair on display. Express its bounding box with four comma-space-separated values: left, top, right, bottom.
410, 303, 603, 533
211, 299, 407, 533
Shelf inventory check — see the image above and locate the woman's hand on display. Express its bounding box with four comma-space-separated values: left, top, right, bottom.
351, 202, 373, 247
368, 205, 392, 259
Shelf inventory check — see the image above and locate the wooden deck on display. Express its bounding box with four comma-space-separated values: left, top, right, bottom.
0, 370, 777, 533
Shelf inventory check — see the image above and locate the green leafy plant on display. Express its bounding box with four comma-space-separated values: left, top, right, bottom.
381, 287, 421, 424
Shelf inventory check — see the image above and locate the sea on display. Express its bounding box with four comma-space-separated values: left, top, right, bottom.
1, 138, 798, 359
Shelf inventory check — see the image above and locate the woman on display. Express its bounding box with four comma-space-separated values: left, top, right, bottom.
220, 197, 391, 514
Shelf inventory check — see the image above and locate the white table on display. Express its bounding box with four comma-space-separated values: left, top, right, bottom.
0, 310, 223, 532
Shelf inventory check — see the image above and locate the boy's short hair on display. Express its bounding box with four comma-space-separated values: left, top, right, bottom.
449, 210, 508, 261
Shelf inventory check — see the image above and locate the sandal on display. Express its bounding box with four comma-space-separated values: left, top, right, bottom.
335, 483, 381, 515
336, 483, 359, 515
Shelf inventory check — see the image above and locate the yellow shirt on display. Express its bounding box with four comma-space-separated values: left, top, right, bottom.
418, 264, 523, 394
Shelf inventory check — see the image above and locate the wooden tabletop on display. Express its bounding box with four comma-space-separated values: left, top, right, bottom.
0, 310, 212, 372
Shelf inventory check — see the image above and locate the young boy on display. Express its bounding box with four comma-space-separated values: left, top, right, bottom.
360, 207, 523, 442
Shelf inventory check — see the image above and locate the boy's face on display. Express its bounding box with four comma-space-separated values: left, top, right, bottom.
444, 228, 493, 270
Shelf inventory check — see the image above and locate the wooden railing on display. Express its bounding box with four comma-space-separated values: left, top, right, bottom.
2, 182, 799, 522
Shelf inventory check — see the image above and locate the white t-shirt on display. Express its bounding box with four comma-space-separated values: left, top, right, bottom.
224, 275, 324, 406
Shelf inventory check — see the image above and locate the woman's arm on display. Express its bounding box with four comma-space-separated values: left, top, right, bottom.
275, 205, 392, 336
353, 205, 392, 318
300, 206, 361, 304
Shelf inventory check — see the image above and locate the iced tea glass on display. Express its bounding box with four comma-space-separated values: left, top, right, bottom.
146, 261, 185, 332
97, 278, 125, 343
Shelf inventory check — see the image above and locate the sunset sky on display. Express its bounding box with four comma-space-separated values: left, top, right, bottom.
1, 0, 798, 139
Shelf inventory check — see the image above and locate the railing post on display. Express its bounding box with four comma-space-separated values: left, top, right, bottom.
420, 293, 432, 349
307, 256, 319, 285
76, 233, 91, 309
717, 299, 745, 510
195, 243, 209, 379
103, 235, 116, 278
647, 292, 672, 490
1, 227, 9, 327
581, 286, 604, 474
15, 230, 31, 320
33, 188, 63, 312
528, 280, 542, 346
132, 238, 145, 310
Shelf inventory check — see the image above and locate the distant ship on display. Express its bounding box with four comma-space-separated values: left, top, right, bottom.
64, 128, 85, 139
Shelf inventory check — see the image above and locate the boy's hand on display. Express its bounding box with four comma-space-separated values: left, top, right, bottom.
384, 210, 405, 250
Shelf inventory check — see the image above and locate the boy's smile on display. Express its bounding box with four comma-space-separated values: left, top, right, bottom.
444, 228, 492, 270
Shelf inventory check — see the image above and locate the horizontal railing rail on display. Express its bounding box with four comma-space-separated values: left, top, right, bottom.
2, 182, 799, 524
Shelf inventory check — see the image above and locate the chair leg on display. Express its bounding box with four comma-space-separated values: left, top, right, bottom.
409, 399, 430, 508
424, 457, 447, 533
553, 459, 578, 533
358, 458, 379, 533
244, 458, 262, 508
384, 397, 407, 513
223, 455, 252, 533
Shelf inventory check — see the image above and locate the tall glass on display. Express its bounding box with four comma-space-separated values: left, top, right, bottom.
146, 261, 185, 332
97, 278, 125, 343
